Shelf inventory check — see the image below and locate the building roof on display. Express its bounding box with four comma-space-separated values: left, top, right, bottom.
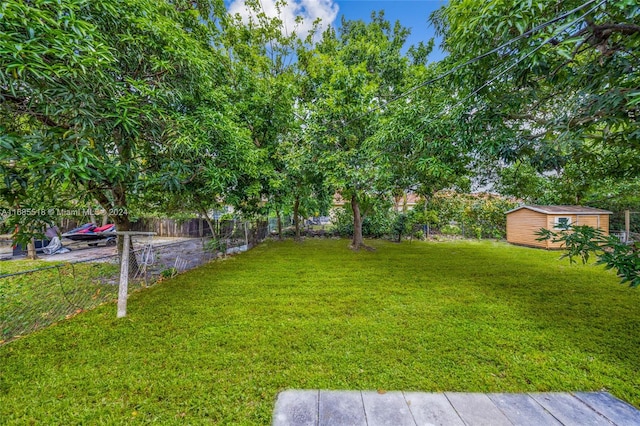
506, 205, 613, 215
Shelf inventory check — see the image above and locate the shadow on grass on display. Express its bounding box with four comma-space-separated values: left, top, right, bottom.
1, 239, 639, 424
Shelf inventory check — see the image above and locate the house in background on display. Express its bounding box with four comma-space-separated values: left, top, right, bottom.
393, 193, 421, 212
332, 192, 421, 212
506, 205, 612, 249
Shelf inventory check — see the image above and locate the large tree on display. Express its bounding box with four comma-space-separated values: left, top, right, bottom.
430, 0, 640, 283
302, 13, 414, 249
431, 0, 640, 202
376, 58, 473, 201
213, 1, 312, 223
0, 0, 248, 255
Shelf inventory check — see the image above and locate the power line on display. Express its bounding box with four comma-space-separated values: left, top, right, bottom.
383, 0, 607, 150
451, 0, 607, 111
394, 0, 600, 102
329, 0, 600, 130
287, 0, 607, 175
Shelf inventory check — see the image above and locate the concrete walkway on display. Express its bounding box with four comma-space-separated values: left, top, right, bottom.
273, 390, 640, 425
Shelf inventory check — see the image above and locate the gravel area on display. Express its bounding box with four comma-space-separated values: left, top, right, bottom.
1, 236, 196, 262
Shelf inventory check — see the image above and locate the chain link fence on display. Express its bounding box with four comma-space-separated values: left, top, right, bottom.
0, 221, 268, 345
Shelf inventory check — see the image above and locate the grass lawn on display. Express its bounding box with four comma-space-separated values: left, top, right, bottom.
1, 260, 120, 343
1, 239, 639, 424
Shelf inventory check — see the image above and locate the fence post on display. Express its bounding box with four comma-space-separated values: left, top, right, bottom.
116, 231, 156, 318
244, 222, 249, 247
117, 234, 130, 318
625, 209, 630, 243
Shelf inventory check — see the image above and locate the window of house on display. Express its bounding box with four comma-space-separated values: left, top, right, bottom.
554, 216, 572, 229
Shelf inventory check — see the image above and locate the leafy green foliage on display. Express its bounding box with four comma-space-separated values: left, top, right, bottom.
536, 225, 640, 287
302, 13, 415, 248
440, 224, 462, 236
205, 238, 228, 254
332, 204, 394, 239
213, 2, 315, 223
392, 212, 410, 242
419, 191, 519, 239
432, 0, 640, 207
0, 0, 253, 250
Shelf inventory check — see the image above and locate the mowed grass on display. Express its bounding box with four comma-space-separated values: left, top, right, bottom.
1, 239, 639, 424
1, 260, 120, 342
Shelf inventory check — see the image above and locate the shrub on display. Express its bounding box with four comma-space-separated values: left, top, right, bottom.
206, 238, 227, 253
332, 205, 393, 238
536, 225, 640, 288
416, 191, 519, 239
441, 224, 461, 236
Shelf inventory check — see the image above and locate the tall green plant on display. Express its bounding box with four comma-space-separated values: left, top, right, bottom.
536, 225, 640, 288
432, 0, 640, 210
302, 13, 413, 250
0, 0, 251, 256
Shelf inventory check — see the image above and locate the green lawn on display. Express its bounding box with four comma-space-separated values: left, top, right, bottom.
1, 239, 639, 424
1, 260, 120, 343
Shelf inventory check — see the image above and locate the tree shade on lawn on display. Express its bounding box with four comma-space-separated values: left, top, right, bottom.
1, 239, 639, 424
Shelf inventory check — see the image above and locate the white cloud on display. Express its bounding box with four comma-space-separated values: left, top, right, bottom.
227, 0, 339, 40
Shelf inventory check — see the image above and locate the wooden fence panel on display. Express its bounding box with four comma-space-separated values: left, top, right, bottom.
129, 218, 212, 238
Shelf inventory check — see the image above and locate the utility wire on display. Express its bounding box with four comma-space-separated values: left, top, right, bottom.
330, 0, 600, 130
385, 0, 606, 149
450, 0, 606, 112
276, 0, 606, 162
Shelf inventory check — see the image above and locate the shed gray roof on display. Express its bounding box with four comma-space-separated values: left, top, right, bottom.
506, 205, 613, 215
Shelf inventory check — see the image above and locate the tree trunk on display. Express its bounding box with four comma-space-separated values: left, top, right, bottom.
351, 194, 365, 250
112, 214, 130, 256
27, 237, 38, 260
91, 182, 139, 276
294, 197, 301, 241
199, 208, 217, 239
276, 208, 282, 240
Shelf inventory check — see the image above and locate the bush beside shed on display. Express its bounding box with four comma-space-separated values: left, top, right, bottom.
506, 205, 612, 249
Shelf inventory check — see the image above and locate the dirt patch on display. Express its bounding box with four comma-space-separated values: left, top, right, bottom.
4, 237, 195, 263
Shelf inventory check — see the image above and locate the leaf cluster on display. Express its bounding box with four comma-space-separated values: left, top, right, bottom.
536, 224, 640, 287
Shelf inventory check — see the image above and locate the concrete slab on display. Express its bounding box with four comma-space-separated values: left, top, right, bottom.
319, 391, 366, 426
404, 392, 465, 426
488, 393, 562, 425
361, 391, 416, 426
445, 392, 512, 426
273, 390, 318, 426
272, 391, 640, 426
574, 391, 640, 425
529, 392, 611, 426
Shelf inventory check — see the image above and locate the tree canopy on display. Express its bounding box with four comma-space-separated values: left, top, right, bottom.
1, 0, 253, 250
1, 0, 639, 258
301, 13, 421, 249
431, 0, 640, 208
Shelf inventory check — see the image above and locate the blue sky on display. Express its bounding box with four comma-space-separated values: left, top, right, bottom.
226, 0, 448, 62
336, 1, 448, 61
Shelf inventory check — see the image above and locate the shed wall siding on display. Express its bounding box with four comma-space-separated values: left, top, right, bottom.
507, 210, 611, 249
575, 214, 609, 235
601, 214, 609, 235
576, 215, 599, 228
545, 215, 578, 249
506, 209, 548, 248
